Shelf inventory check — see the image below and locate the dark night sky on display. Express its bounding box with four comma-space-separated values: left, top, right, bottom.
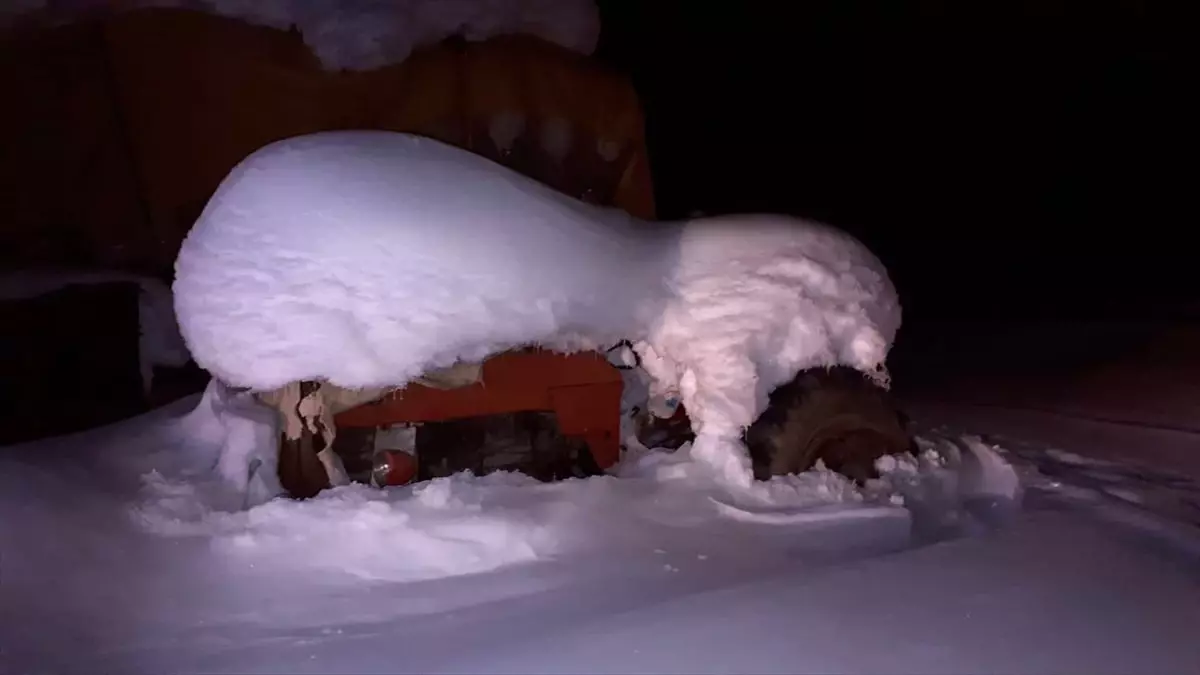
594, 1, 1191, 322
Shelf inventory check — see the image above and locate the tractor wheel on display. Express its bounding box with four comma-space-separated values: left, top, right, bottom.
744, 366, 916, 484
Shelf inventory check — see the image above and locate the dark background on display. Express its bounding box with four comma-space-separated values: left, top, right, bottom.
593, 1, 1191, 323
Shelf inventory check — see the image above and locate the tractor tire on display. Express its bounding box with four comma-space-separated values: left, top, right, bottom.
744, 366, 916, 484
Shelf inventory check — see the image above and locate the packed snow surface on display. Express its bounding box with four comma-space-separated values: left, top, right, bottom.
3, 388, 1199, 673
174, 130, 901, 486
2, 0, 601, 71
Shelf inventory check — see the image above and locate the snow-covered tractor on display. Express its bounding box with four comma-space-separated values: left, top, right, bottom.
150, 13, 915, 498
176, 128, 915, 499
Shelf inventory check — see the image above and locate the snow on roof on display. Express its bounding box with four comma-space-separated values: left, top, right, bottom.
2, 0, 601, 71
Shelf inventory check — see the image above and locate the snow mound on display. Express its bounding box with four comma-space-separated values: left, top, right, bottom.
174, 376, 284, 506
3, 0, 601, 71
174, 130, 901, 487
136, 474, 561, 582
638, 216, 901, 486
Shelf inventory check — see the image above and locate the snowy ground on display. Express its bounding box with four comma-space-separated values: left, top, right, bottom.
896, 319, 1200, 480
3, 385, 1199, 674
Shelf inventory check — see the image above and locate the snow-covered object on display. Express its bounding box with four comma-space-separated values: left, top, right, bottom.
0, 269, 191, 391
177, 378, 284, 506
174, 130, 901, 486
2, 0, 600, 72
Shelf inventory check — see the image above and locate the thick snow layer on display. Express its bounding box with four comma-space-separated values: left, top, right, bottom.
2, 0, 600, 71
637, 215, 901, 484
3, 391, 1199, 673
174, 130, 901, 486
0, 269, 191, 390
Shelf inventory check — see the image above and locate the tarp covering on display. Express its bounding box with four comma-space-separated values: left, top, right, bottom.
1, 8, 654, 276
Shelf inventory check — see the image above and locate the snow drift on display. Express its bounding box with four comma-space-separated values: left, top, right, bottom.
173, 130, 901, 487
